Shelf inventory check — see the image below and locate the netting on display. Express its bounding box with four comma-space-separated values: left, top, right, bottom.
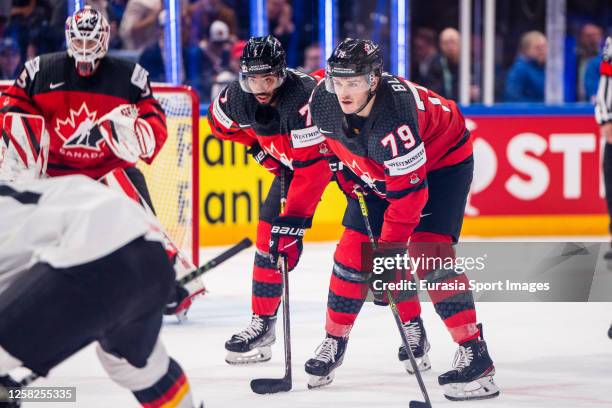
138, 84, 199, 266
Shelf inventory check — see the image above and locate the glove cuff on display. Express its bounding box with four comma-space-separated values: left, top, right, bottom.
273, 215, 313, 229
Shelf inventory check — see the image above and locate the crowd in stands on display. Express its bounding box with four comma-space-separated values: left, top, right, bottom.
0, 0, 609, 105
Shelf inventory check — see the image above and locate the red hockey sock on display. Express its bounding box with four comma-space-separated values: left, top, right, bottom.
252, 220, 282, 316
409, 232, 479, 344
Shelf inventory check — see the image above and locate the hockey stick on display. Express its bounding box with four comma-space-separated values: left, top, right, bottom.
355, 190, 432, 408
177, 237, 253, 286
250, 169, 292, 394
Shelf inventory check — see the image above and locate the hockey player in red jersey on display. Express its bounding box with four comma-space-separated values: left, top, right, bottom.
0, 114, 200, 408
304, 39, 499, 401
0, 6, 166, 207
207, 36, 332, 364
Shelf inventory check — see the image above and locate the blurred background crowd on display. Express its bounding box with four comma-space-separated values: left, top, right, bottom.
0, 0, 610, 104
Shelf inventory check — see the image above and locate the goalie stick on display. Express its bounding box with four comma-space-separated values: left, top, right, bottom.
355, 190, 432, 408
250, 168, 292, 394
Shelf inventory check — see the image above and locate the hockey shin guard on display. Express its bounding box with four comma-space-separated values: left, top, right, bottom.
325, 229, 371, 338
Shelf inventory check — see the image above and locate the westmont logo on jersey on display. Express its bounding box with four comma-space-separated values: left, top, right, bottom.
55, 102, 104, 151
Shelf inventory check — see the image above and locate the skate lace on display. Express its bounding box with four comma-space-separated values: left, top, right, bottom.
452, 345, 474, 371
235, 316, 265, 341
313, 338, 338, 363
403, 321, 421, 350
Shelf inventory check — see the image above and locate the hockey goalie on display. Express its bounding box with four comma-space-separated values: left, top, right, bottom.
0, 113, 201, 407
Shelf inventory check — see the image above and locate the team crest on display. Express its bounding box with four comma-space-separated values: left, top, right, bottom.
55, 102, 102, 151
410, 173, 420, 185
318, 142, 329, 155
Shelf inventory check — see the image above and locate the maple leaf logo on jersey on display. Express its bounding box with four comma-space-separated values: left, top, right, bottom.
344, 159, 385, 196
55, 102, 102, 151
264, 142, 293, 169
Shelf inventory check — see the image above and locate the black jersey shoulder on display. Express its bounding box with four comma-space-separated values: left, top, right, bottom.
220, 80, 256, 127
26, 53, 150, 103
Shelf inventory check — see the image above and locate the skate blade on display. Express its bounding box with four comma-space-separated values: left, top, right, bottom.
307, 371, 335, 389
403, 354, 431, 374
225, 347, 272, 365
175, 310, 189, 323
443, 375, 500, 401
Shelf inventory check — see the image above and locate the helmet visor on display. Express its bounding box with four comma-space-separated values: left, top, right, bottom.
239, 71, 286, 94
325, 72, 374, 94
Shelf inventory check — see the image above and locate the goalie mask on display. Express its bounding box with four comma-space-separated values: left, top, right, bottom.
65, 6, 110, 77
0, 114, 50, 182
239, 35, 287, 101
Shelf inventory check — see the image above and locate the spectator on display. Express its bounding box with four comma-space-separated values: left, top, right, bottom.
119, 0, 162, 52
0, 37, 21, 80
210, 39, 244, 100
576, 23, 603, 101
267, 0, 294, 49
436, 27, 460, 100
189, 0, 238, 44
201, 20, 232, 74
584, 54, 601, 102
298, 43, 322, 74
504, 31, 547, 102
7, 0, 51, 61
411, 27, 442, 94
139, 11, 212, 101
0, 2, 10, 37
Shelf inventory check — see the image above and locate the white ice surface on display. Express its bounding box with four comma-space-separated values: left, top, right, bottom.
23, 240, 612, 408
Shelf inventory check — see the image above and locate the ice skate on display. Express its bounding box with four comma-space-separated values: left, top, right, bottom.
397, 316, 431, 374
225, 314, 276, 364
438, 328, 500, 401
305, 335, 348, 389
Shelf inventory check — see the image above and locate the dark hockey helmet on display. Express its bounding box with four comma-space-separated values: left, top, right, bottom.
65, 6, 110, 77
239, 35, 287, 93
325, 38, 383, 93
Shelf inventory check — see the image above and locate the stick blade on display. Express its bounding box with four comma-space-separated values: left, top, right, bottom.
250, 378, 292, 394
409, 401, 431, 408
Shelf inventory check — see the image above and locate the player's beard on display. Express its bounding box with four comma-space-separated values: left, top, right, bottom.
255, 92, 273, 105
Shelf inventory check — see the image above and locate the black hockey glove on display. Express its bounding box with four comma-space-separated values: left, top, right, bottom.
0, 375, 22, 407
269, 216, 311, 271
248, 144, 282, 176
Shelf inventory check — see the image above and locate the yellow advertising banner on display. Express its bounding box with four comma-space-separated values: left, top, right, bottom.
198, 119, 347, 246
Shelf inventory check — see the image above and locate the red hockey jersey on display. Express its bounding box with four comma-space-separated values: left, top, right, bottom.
309, 73, 472, 243
207, 69, 332, 219
0, 52, 167, 179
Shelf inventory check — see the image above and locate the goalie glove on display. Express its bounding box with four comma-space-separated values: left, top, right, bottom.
96, 104, 155, 164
